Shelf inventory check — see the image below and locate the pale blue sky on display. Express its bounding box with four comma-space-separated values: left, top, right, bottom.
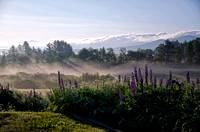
0, 0, 200, 45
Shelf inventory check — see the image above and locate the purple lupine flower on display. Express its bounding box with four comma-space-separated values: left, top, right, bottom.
69, 80, 72, 86
138, 68, 142, 80
154, 76, 157, 88
29, 90, 32, 98
134, 67, 138, 84
1, 86, 3, 93
33, 88, 36, 97
172, 80, 181, 87
165, 79, 170, 88
197, 78, 200, 85
180, 81, 184, 85
7, 83, 9, 91
119, 90, 124, 101
149, 69, 153, 86
127, 77, 130, 87
74, 81, 78, 88
159, 78, 163, 87
140, 78, 144, 94
35, 92, 38, 99
124, 76, 127, 83
118, 75, 121, 82
145, 64, 148, 86
186, 71, 190, 83
138, 68, 143, 84
40, 92, 42, 96
196, 78, 199, 90
131, 74, 135, 86
58, 71, 61, 86
169, 70, 172, 81
130, 84, 137, 98
145, 64, 148, 77
61, 78, 64, 90
25, 94, 28, 102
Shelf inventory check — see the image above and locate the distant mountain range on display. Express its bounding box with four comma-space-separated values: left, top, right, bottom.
1, 30, 200, 54
71, 30, 200, 53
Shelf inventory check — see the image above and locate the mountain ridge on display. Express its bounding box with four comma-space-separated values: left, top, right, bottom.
71, 30, 200, 51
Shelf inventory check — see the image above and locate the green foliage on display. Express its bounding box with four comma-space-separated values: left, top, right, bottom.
47, 69, 200, 131
0, 86, 48, 112
0, 112, 105, 131
47, 83, 120, 125
113, 84, 200, 131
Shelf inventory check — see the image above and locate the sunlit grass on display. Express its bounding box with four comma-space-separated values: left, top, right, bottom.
0, 112, 106, 132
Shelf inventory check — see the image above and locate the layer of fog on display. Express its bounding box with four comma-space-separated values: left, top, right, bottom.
0, 58, 199, 80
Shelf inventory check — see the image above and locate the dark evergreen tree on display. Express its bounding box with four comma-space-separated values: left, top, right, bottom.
184, 41, 194, 64
193, 38, 200, 64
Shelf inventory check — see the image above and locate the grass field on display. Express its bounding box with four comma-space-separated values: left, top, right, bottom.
0, 112, 106, 132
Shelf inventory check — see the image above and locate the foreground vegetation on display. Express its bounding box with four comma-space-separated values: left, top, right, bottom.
0, 112, 105, 131
0, 65, 200, 131
47, 66, 200, 131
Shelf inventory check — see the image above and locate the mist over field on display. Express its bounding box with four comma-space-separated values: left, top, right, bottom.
0, 58, 199, 80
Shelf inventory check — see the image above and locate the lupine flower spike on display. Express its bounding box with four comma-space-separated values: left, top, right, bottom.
119, 90, 124, 101
196, 78, 199, 90
145, 64, 148, 86
58, 71, 61, 86
159, 78, 163, 87
186, 71, 190, 83
154, 76, 157, 88
169, 70, 172, 81
33, 88, 36, 98
118, 75, 121, 82
69, 80, 72, 86
134, 67, 138, 84
61, 78, 64, 90
74, 81, 78, 88
130, 83, 137, 98
127, 77, 130, 87
131, 74, 135, 86
25, 94, 28, 102
165, 79, 170, 88
7, 83, 9, 91
1, 86, 3, 93
124, 76, 127, 83
149, 69, 153, 86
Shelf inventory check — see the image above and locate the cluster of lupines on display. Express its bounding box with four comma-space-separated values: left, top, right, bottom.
118, 65, 200, 101
0, 83, 10, 93
25, 88, 43, 102
58, 71, 78, 92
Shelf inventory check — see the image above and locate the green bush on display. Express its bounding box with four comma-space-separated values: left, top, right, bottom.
0, 86, 48, 112
47, 83, 120, 125
47, 69, 200, 131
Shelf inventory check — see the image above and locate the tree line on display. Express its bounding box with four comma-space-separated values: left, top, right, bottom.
0, 38, 200, 66
0, 40, 73, 65
76, 38, 200, 64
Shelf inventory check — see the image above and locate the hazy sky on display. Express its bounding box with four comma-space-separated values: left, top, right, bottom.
0, 0, 200, 47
